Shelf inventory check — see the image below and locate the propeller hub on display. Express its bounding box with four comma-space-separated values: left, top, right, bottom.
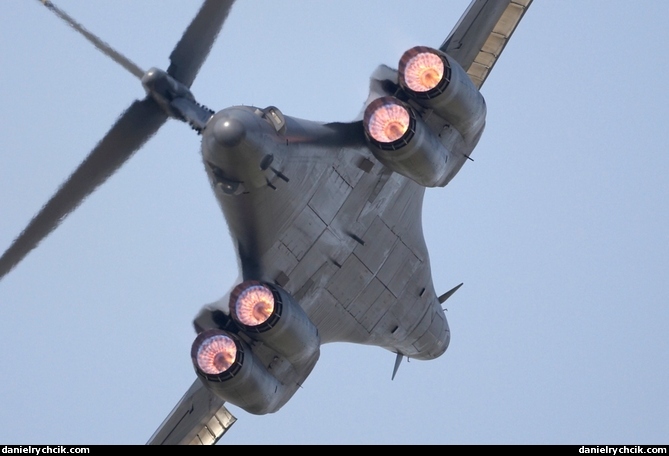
141, 67, 195, 115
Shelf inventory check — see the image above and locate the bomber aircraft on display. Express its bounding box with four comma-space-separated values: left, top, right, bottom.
0, 0, 532, 444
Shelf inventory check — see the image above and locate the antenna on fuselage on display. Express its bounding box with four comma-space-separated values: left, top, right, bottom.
438, 282, 464, 306
391, 352, 403, 381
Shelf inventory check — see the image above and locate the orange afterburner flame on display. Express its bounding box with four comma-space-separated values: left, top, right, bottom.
403, 51, 444, 93
196, 333, 237, 375
235, 284, 275, 327
367, 101, 411, 143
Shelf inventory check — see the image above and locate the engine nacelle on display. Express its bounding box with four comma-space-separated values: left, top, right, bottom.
229, 281, 319, 365
191, 329, 283, 414
363, 96, 455, 187
191, 282, 321, 415
398, 46, 486, 142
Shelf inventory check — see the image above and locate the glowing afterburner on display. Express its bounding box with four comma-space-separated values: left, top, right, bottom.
366, 100, 411, 143
402, 51, 444, 93
234, 284, 275, 327
196, 333, 237, 375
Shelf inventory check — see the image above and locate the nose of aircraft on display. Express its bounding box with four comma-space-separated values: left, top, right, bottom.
202, 107, 272, 189
213, 116, 246, 148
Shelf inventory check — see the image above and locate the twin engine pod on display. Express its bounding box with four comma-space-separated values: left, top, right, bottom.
363, 46, 487, 187
191, 281, 320, 415
192, 329, 281, 414
398, 46, 487, 138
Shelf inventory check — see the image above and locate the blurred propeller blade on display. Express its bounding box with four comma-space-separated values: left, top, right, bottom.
167, 0, 235, 88
38, 0, 145, 80
0, 97, 168, 281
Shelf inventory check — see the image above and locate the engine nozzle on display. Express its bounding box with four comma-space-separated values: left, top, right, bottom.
363, 97, 416, 150
230, 281, 279, 331
399, 46, 450, 99
191, 330, 242, 379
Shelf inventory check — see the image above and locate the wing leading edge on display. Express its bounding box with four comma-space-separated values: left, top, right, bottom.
441, 0, 533, 88
147, 379, 236, 445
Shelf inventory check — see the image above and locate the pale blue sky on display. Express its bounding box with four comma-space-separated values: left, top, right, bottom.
0, 0, 667, 444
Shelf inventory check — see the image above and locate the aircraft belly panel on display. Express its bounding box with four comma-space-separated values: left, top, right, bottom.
308, 166, 353, 225
279, 204, 326, 261
347, 278, 386, 320
377, 240, 420, 298
302, 287, 369, 344
336, 162, 365, 189
352, 216, 398, 274
405, 306, 435, 349
217, 134, 443, 355
330, 160, 388, 238
293, 260, 338, 300
413, 311, 448, 353
356, 284, 396, 333
379, 266, 427, 329
216, 151, 332, 270
326, 254, 374, 308
379, 181, 426, 253
277, 228, 345, 295
261, 240, 299, 281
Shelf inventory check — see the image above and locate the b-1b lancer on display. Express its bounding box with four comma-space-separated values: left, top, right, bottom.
0, 0, 532, 444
